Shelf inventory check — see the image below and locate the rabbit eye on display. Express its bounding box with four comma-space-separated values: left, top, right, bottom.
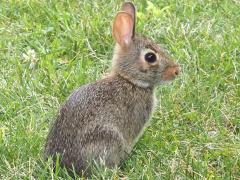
145, 52, 157, 63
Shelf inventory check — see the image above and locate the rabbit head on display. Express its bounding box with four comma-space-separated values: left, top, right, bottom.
111, 2, 180, 88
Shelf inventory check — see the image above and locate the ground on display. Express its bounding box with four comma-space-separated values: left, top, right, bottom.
0, 0, 239, 179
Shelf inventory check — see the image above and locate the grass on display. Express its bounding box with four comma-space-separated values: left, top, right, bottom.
0, 0, 239, 179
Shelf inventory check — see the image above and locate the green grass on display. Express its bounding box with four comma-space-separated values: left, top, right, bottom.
0, 0, 239, 179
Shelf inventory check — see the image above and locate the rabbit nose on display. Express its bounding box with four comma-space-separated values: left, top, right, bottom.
174, 66, 181, 76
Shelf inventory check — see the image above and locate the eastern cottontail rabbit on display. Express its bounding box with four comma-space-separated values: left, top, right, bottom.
45, 2, 180, 175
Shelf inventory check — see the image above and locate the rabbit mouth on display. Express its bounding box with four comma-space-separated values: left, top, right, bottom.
159, 74, 178, 83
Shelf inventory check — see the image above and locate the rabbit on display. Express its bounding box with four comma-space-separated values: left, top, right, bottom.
44, 1, 180, 176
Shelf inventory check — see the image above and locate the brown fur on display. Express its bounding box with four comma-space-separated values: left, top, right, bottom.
44, 2, 180, 175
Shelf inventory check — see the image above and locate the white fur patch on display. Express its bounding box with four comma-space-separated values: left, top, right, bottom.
132, 79, 150, 88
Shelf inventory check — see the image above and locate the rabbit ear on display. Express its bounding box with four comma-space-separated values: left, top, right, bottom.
121, 2, 136, 36
112, 12, 134, 49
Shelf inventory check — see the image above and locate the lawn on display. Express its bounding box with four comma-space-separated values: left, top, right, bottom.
0, 0, 239, 179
